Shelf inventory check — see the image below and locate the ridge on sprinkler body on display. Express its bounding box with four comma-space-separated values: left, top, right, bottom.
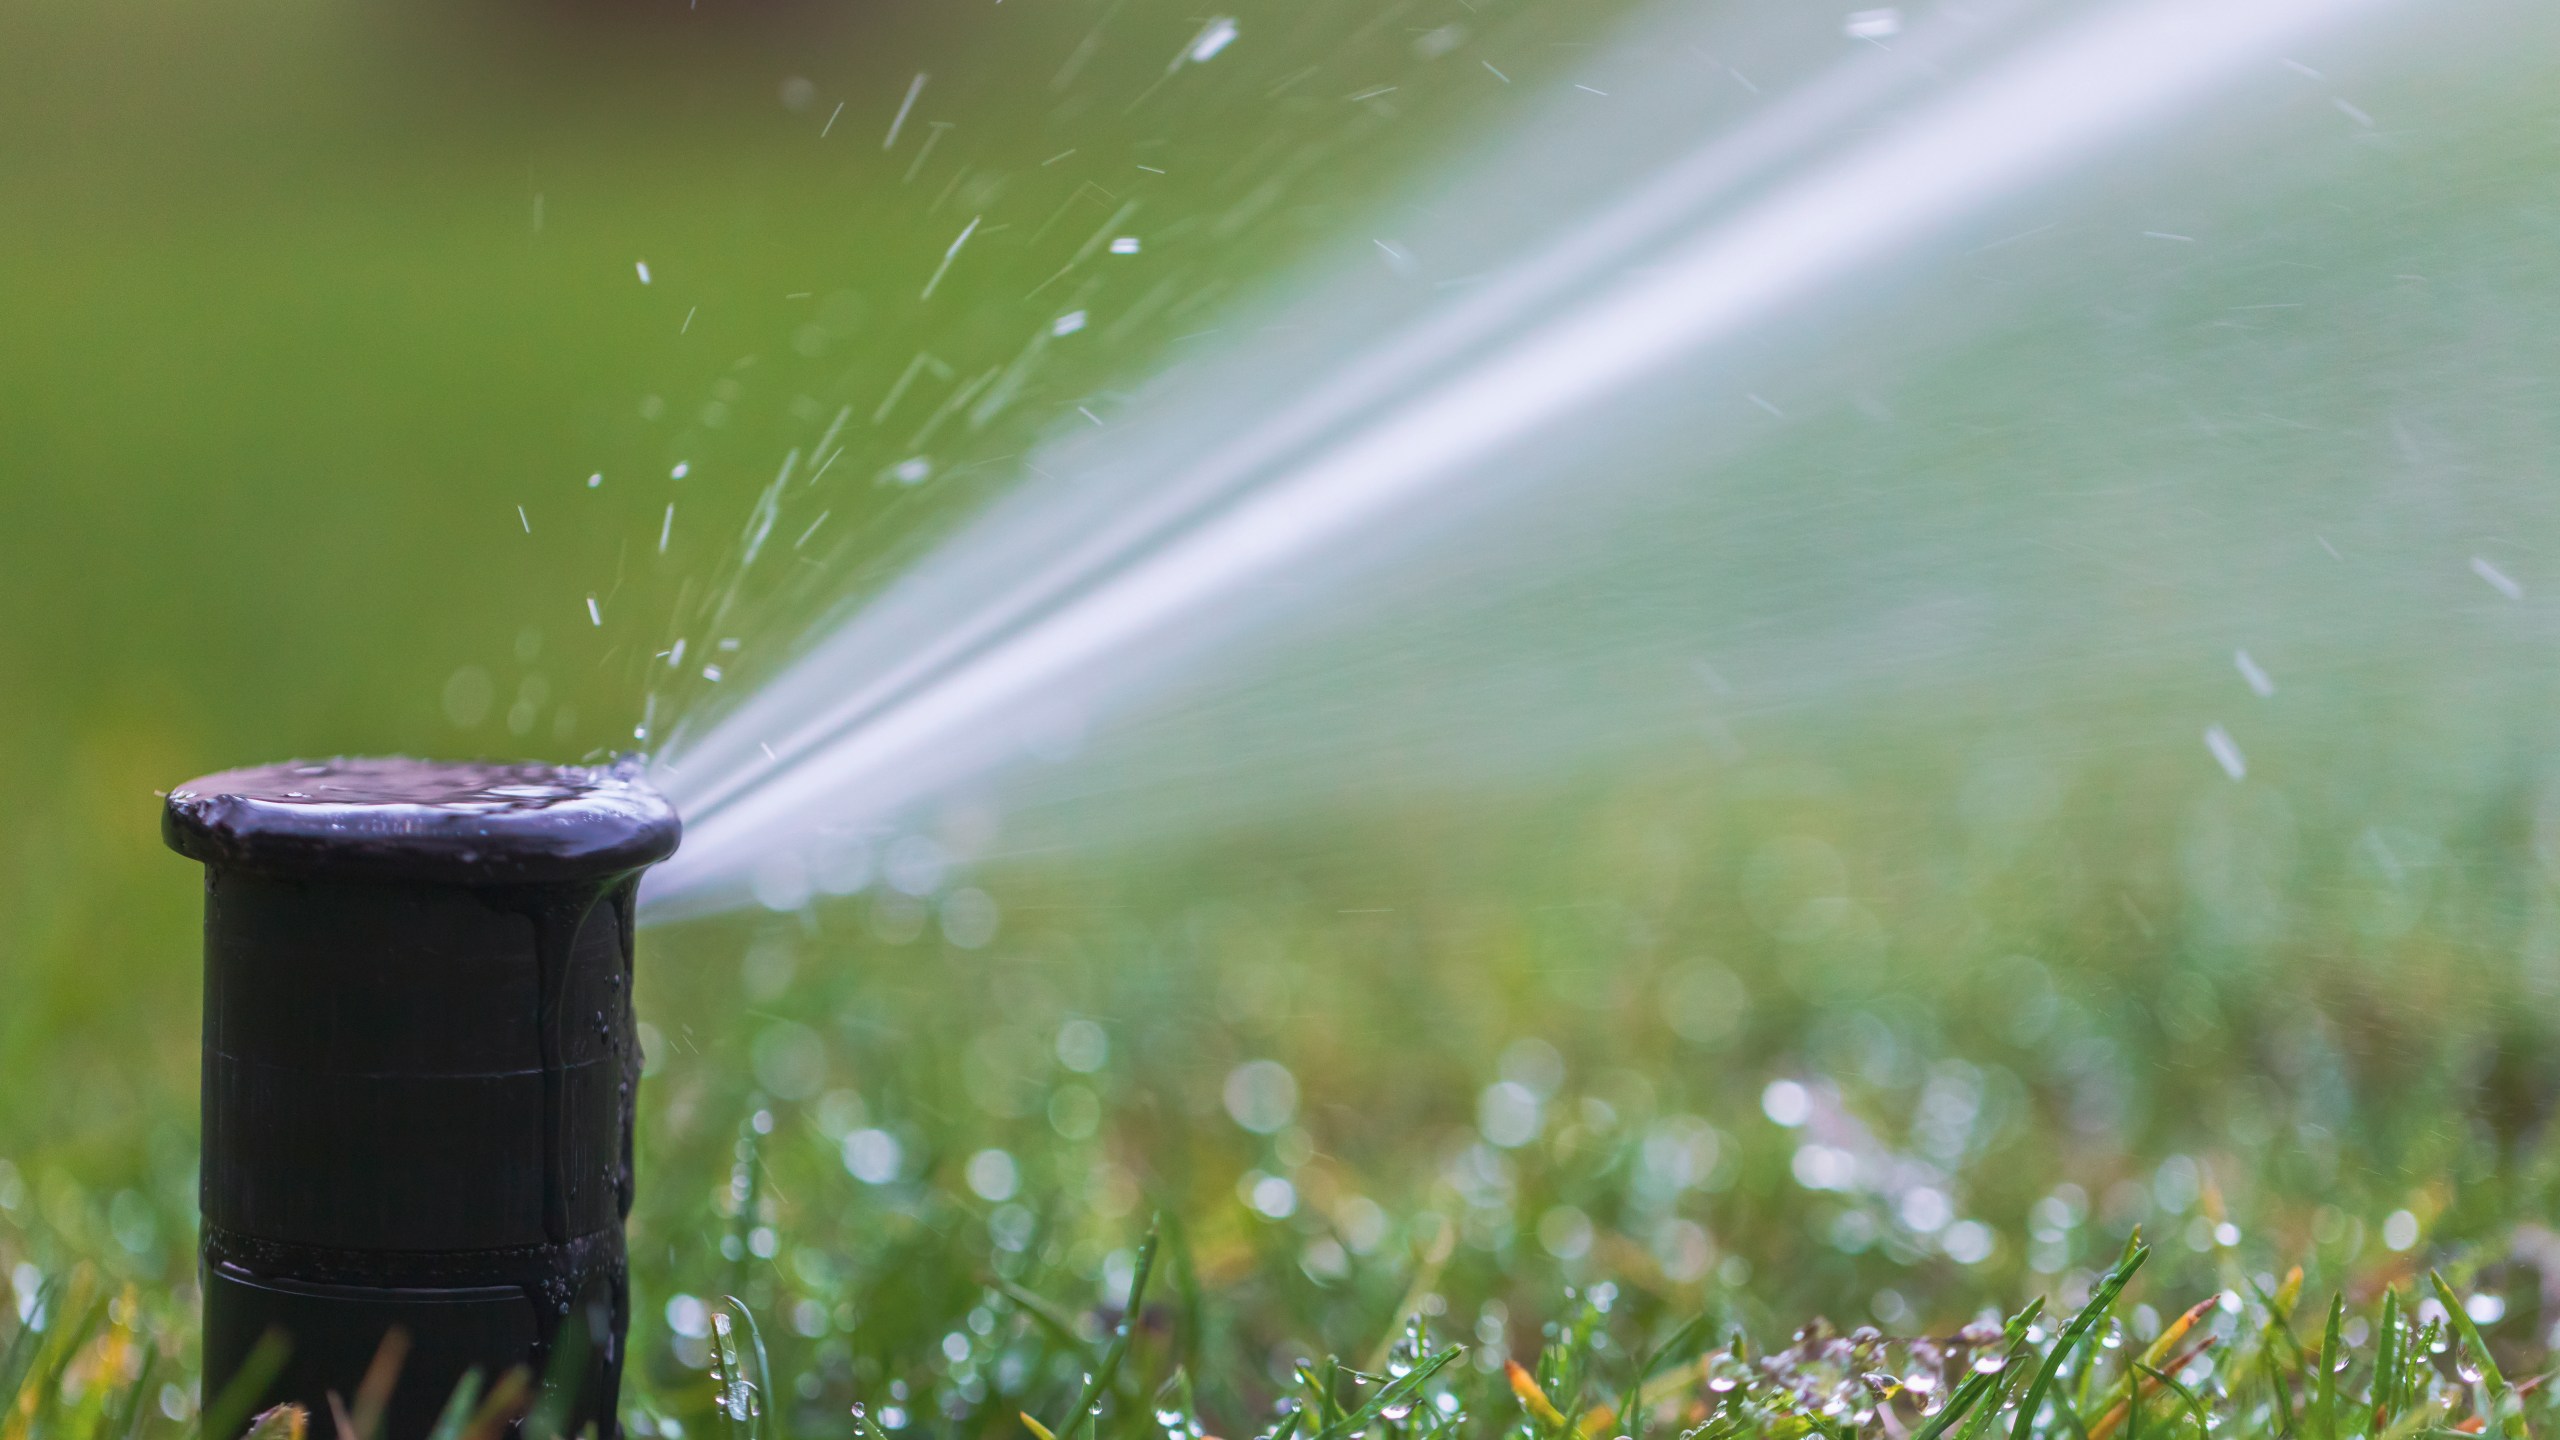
164, 754, 678, 1440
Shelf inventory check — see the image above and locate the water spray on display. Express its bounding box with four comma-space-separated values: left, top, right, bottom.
646, 0, 2394, 916
164, 758, 679, 1437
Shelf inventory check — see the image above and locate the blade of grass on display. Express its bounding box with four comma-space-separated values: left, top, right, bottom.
115, 1348, 160, 1440
25, 1289, 108, 1437
0, 1276, 62, 1409
422, 1370, 485, 1440
1508, 1361, 1569, 1431
2071, 1325, 2105, 1420
2125, 1338, 2139, 1440
2414, 1319, 2445, 1418
1312, 1356, 1345, 1432
1619, 1313, 1713, 1440
2088, 1299, 2220, 1440
711, 1309, 745, 1440
1310, 1344, 1463, 1440
1957, 1379, 2015, 1440
1149, 1367, 1198, 1440
457, 1366, 532, 1440
1914, 1299, 2045, 1440
1361, 1224, 1453, 1376
2236, 1271, 2304, 1440
2053, 1378, 2097, 1440
348, 1329, 409, 1440
1158, 1211, 1206, 1380
2136, 1365, 2208, 1440
1937, 1332, 2033, 1434
1040, 1220, 1162, 1440
992, 1279, 1099, 1364
1559, 1301, 1603, 1430
2429, 1271, 2520, 1440
2375, 1289, 2403, 1431
2012, 1235, 2148, 1440
2376, 1399, 2450, 1440
724, 1115, 762, 1304
723, 1299, 773, 1440
2265, 1325, 2298, 1440
2314, 1294, 2342, 1440
241, 1404, 308, 1440
194, 1328, 294, 1440
524, 1305, 595, 1440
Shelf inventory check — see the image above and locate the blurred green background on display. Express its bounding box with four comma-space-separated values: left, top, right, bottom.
11, 0, 2560, 1433
0, 0, 1604, 1152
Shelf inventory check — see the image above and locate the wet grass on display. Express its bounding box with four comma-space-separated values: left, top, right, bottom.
6, 1201, 2556, 1440
9, 1, 2560, 1438
11, 739, 2560, 1440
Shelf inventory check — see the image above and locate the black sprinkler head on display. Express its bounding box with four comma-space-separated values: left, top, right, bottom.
164, 757, 680, 1438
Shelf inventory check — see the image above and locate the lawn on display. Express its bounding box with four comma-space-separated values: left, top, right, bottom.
7, 0, 2560, 1437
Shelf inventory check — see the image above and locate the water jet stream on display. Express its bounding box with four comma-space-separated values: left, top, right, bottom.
644, 0, 2395, 919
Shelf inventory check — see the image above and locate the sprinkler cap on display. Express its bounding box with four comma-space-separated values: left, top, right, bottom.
165, 755, 680, 885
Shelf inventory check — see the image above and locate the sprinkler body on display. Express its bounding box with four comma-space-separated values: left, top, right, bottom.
164, 758, 679, 1439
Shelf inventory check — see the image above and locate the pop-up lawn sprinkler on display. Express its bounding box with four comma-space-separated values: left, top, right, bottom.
163, 758, 679, 1438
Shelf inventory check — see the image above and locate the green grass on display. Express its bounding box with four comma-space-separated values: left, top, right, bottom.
5, 1195, 2553, 1440
11, 746, 2560, 1438
9, 4, 2560, 1440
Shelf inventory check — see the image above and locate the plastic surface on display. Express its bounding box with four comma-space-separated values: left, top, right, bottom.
166, 756, 679, 885
168, 757, 676, 1439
